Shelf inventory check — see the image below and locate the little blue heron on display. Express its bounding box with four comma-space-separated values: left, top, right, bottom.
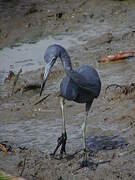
40, 44, 101, 166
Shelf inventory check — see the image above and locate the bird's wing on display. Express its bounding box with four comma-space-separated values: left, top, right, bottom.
67, 66, 101, 97
60, 75, 78, 100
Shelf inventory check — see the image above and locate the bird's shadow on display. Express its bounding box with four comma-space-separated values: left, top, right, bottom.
50, 150, 79, 161
77, 135, 128, 170
49, 135, 128, 170
86, 135, 128, 154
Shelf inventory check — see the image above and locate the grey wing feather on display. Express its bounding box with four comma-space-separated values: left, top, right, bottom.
67, 65, 101, 97
60, 75, 78, 100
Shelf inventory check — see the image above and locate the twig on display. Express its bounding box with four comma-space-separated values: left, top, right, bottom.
33, 94, 50, 105
31, 162, 42, 179
78, 0, 88, 8
14, 82, 41, 94
22, 83, 41, 93
11, 68, 22, 95
33, 91, 61, 105
20, 155, 27, 176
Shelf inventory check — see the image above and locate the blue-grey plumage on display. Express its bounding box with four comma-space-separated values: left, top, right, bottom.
40, 44, 101, 99
40, 44, 101, 166
60, 64, 101, 103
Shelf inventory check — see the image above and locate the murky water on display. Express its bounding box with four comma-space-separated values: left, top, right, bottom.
0, 118, 83, 153
0, 35, 83, 83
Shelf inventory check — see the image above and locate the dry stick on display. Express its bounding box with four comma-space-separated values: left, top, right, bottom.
31, 162, 42, 179
33, 94, 50, 105
20, 155, 27, 176
33, 91, 60, 106
14, 82, 41, 94
22, 83, 41, 92
11, 68, 22, 95
78, 0, 87, 8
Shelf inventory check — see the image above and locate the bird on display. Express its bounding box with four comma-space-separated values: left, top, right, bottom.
40, 44, 101, 166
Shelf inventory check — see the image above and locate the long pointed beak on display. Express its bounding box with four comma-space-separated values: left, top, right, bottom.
40, 63, 52, 96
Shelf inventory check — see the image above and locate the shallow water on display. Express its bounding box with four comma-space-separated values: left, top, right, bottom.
0, 115, 128, 154
0, 35, 83, 83
0, 118, 82, 153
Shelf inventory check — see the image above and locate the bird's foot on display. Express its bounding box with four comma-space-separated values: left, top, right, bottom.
59, 139, 67, 159
80, 158, 96, 169
79, 148, 96, 168
50, 131, 67, 159
80, 148, 89, 167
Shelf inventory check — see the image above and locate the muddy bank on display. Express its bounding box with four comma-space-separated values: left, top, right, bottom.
0, 0, 135, 48
0, 0, 135, 179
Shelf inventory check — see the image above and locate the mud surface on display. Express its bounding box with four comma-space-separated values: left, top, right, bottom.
0, 0, 135, 179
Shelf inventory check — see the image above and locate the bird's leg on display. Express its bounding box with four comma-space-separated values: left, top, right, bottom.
81, 111, 89, 166
51, 97, 67, 158
81, 102, 92, 167
59, 97, 67, 158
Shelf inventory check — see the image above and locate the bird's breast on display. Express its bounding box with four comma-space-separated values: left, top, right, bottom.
60, 76, 78, 101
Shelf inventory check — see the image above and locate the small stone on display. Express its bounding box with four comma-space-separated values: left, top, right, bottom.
56, 12, 63, 19
26, 23, 31, 28
89, 13, 94, 18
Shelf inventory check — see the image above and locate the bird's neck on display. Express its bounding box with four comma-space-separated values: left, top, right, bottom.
60, 49, 73, 74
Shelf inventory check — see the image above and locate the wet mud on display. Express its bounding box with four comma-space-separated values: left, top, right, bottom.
0, 0, 135, 179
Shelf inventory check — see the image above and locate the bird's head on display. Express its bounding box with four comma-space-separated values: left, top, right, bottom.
40, 45, 60, 96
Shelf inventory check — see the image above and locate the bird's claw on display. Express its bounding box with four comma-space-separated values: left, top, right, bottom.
80, 159, 89, 168
80, 158, 97, 169
51, 131, 67, 159
79, 149, 97, 168
80, 148, 90, 168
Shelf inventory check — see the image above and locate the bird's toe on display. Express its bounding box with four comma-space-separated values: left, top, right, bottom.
51, 132, 67, 158
80, 159, 96, 168
79, 149, 96, 168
